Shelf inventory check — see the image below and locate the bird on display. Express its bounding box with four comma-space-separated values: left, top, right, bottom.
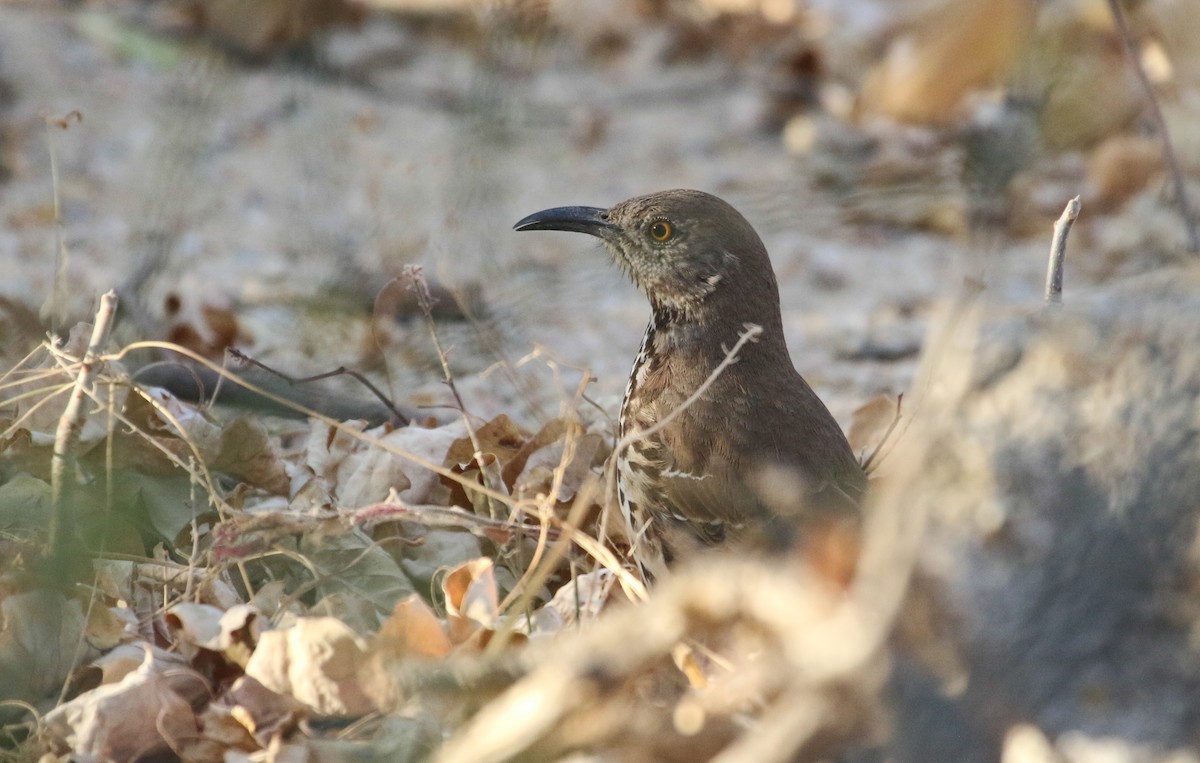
514, 189, 866, 575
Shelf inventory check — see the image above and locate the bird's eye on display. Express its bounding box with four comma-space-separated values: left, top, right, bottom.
649, 221, 673, 242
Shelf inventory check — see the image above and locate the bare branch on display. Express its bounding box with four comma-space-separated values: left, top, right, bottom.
50, 290, 118, 568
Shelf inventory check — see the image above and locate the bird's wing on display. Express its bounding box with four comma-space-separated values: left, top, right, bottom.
659, 458, 857, 521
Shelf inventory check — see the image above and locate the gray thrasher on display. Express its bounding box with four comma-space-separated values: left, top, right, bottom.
515, 189, 866, 574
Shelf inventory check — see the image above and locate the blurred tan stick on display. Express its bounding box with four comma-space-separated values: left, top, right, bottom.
50, 290, 118, 570
1045, 196, 1080, 306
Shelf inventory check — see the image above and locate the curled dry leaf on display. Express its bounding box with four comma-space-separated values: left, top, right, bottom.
511, 431, 606, 504
213, 416, 290, 494
442, 557, 499, 645
90, 643, 189, 688
220, 604, 261, 668
376, 595, 453, 660
122, 386, 225, 470
225, 675, 306, 748
445, 414, 528, 472
360, 595, 453, 712
44, 645, 204, 762
166, 601, 225, 659
187, 701, 261, 760
85, 600, 132, 651
294, 419, 466, 512
243, 617, 375, 716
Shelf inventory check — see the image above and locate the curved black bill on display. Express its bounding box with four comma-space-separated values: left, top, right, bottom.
513, 206, 616, 237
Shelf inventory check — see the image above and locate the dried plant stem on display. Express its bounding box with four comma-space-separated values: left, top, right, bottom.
354, 500, 560, 543
50, 290, 118, 566
406, 266, 507, 518
861, 393, 904, 475
494, 373, 595, 622
1106, 0, 1199, 253
1045, 196, 1080, 306
113, 341, 514, 507
43, 112, 81, 333
226, 347, 410, 425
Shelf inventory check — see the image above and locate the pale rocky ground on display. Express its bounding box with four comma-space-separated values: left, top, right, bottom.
0, 1, 1065, 433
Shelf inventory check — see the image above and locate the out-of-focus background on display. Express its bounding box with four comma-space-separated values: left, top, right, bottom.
4, 0, 1195, 425
4, 1, 1200, 761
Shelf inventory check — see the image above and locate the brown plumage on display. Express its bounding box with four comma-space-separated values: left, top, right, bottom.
515, 189, 865, 573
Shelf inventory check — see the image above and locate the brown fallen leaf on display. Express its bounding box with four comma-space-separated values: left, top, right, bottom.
445, 414, 528, 473
243, 617, 375, 716
213, 417, 290, 495
360, 595, 453, 712
44, 646, 204, 761
860, 0, 1036, 124
442, 557, 499, 646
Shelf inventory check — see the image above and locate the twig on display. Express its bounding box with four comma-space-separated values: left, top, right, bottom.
404, 266, 507, 519
114, 340, 518, 507
861, 393, 904, 475
43, 111, 82, 334
1044, 196, 1080, 306
352, 499, 559, 544
227, 348, 409, 425
50, 290, 118, 569
1106, 0, 1199, 253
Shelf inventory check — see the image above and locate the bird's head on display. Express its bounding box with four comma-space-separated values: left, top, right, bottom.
515, 189, 778, 320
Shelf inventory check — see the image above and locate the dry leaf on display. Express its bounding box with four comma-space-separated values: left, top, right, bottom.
360, 595, 453, 712
213, 417, 290, 495
445, 414, 527, 469
166, 602, 225, 659
860, 0, 1036, 124
295, 419, 466, 511
244, 617, 375, 715
91, 644, 188, 687
85, 601, 132, 651
44, 646, 202, 761
375, 594, 452, 660
442, 557, 499, 645
499, 417, 570, 487
226, 675, 306, 747
0, 590, 93, 703
512, 432, 606, 504
219, 604, 261, 667
525, 569, 621, 636
187, 701, 260, 760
